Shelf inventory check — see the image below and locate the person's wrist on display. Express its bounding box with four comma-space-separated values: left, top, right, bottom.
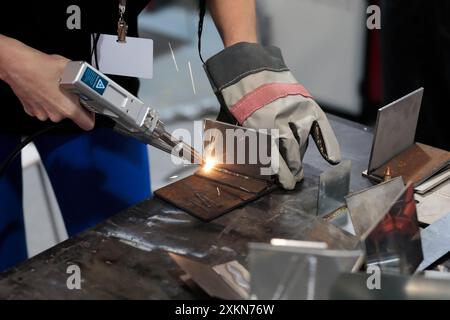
0, 35, 27, 82
0, 35, 14, 80
224, 39, 257, 48
223, 33, 257, 48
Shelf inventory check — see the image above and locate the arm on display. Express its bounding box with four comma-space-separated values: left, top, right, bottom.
207, 0, 257, 47
0, 34, 94, 130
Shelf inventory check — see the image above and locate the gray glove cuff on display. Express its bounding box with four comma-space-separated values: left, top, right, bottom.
204, 42, 289, 93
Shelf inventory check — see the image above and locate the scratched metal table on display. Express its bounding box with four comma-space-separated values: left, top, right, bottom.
0, 115, 374, 299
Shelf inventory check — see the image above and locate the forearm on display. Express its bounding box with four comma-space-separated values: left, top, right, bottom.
208, 0, 257, 47
0, 34, 27, 82
0, 34, 13, 80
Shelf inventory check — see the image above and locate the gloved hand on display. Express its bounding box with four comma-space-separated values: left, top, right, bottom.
204, 42, 341, 190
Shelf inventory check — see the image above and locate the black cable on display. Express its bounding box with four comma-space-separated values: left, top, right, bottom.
0, 122, 68, 178
91, 33, 101, 68
0, 115, 117, 178
198, 0, 207, 64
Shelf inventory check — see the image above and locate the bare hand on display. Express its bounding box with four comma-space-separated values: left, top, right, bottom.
1, 40, 94, 130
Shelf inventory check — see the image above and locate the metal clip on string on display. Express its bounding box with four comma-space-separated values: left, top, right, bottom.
117, 0, 128, 43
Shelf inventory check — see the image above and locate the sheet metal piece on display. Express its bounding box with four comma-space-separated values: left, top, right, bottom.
203, 119, 274, 180
249, 243, 362, 300
212, 261, 250, 299
195, 168, 272, 194
362, 185, 424, 275
331, 272, 450, 300
417, 214, 450, 272
415, 179, 450, 225
368, 88, 423, 173
424, 270, 450, 280
346, 177, 405, 237
324, 207, 356, 236
154, 174, 275, 222
317, 160, 351, 218
316, 160, 355, 235
156, 119, 276, 221
415, 167, 450, 195
170, 253, 246, 300
372, 143, 450, 187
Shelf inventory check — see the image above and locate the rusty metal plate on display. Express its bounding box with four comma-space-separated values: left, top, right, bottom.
195, 168, 272, 194
373, 143, 450, 187
154, 173, 276, 222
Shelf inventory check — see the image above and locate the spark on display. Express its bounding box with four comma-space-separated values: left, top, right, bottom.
203, 157, 217, 174
168, 42, 179, 72
188, 61, 197, 95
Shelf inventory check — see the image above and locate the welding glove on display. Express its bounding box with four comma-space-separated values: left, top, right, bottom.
204, 43, 341, 190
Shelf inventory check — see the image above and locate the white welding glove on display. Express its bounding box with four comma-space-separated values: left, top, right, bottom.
204, 43, 341, 190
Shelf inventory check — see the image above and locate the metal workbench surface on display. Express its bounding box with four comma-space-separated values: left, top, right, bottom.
0, 115, 374, 299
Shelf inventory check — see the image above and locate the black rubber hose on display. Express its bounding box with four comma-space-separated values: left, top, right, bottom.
0, 123, 69, 178
0, 117, 114, 178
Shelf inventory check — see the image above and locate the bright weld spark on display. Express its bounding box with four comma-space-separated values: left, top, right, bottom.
188, 61, 197, 95
203, 158, 217, 173
168, 42, 179, 72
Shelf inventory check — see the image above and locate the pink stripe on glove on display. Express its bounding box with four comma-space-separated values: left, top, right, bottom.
229, 83, 312, 124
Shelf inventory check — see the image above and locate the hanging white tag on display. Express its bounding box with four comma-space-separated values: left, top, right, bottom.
92, 34, 153, 79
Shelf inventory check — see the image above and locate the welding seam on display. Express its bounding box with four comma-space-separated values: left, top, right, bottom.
194, 173, 257, 197
214, 167, 251, 180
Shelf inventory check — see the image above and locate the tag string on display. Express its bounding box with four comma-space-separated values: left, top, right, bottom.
91, 33, 101, 69
198, 0, 207, 64
119, 0, 127, 19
